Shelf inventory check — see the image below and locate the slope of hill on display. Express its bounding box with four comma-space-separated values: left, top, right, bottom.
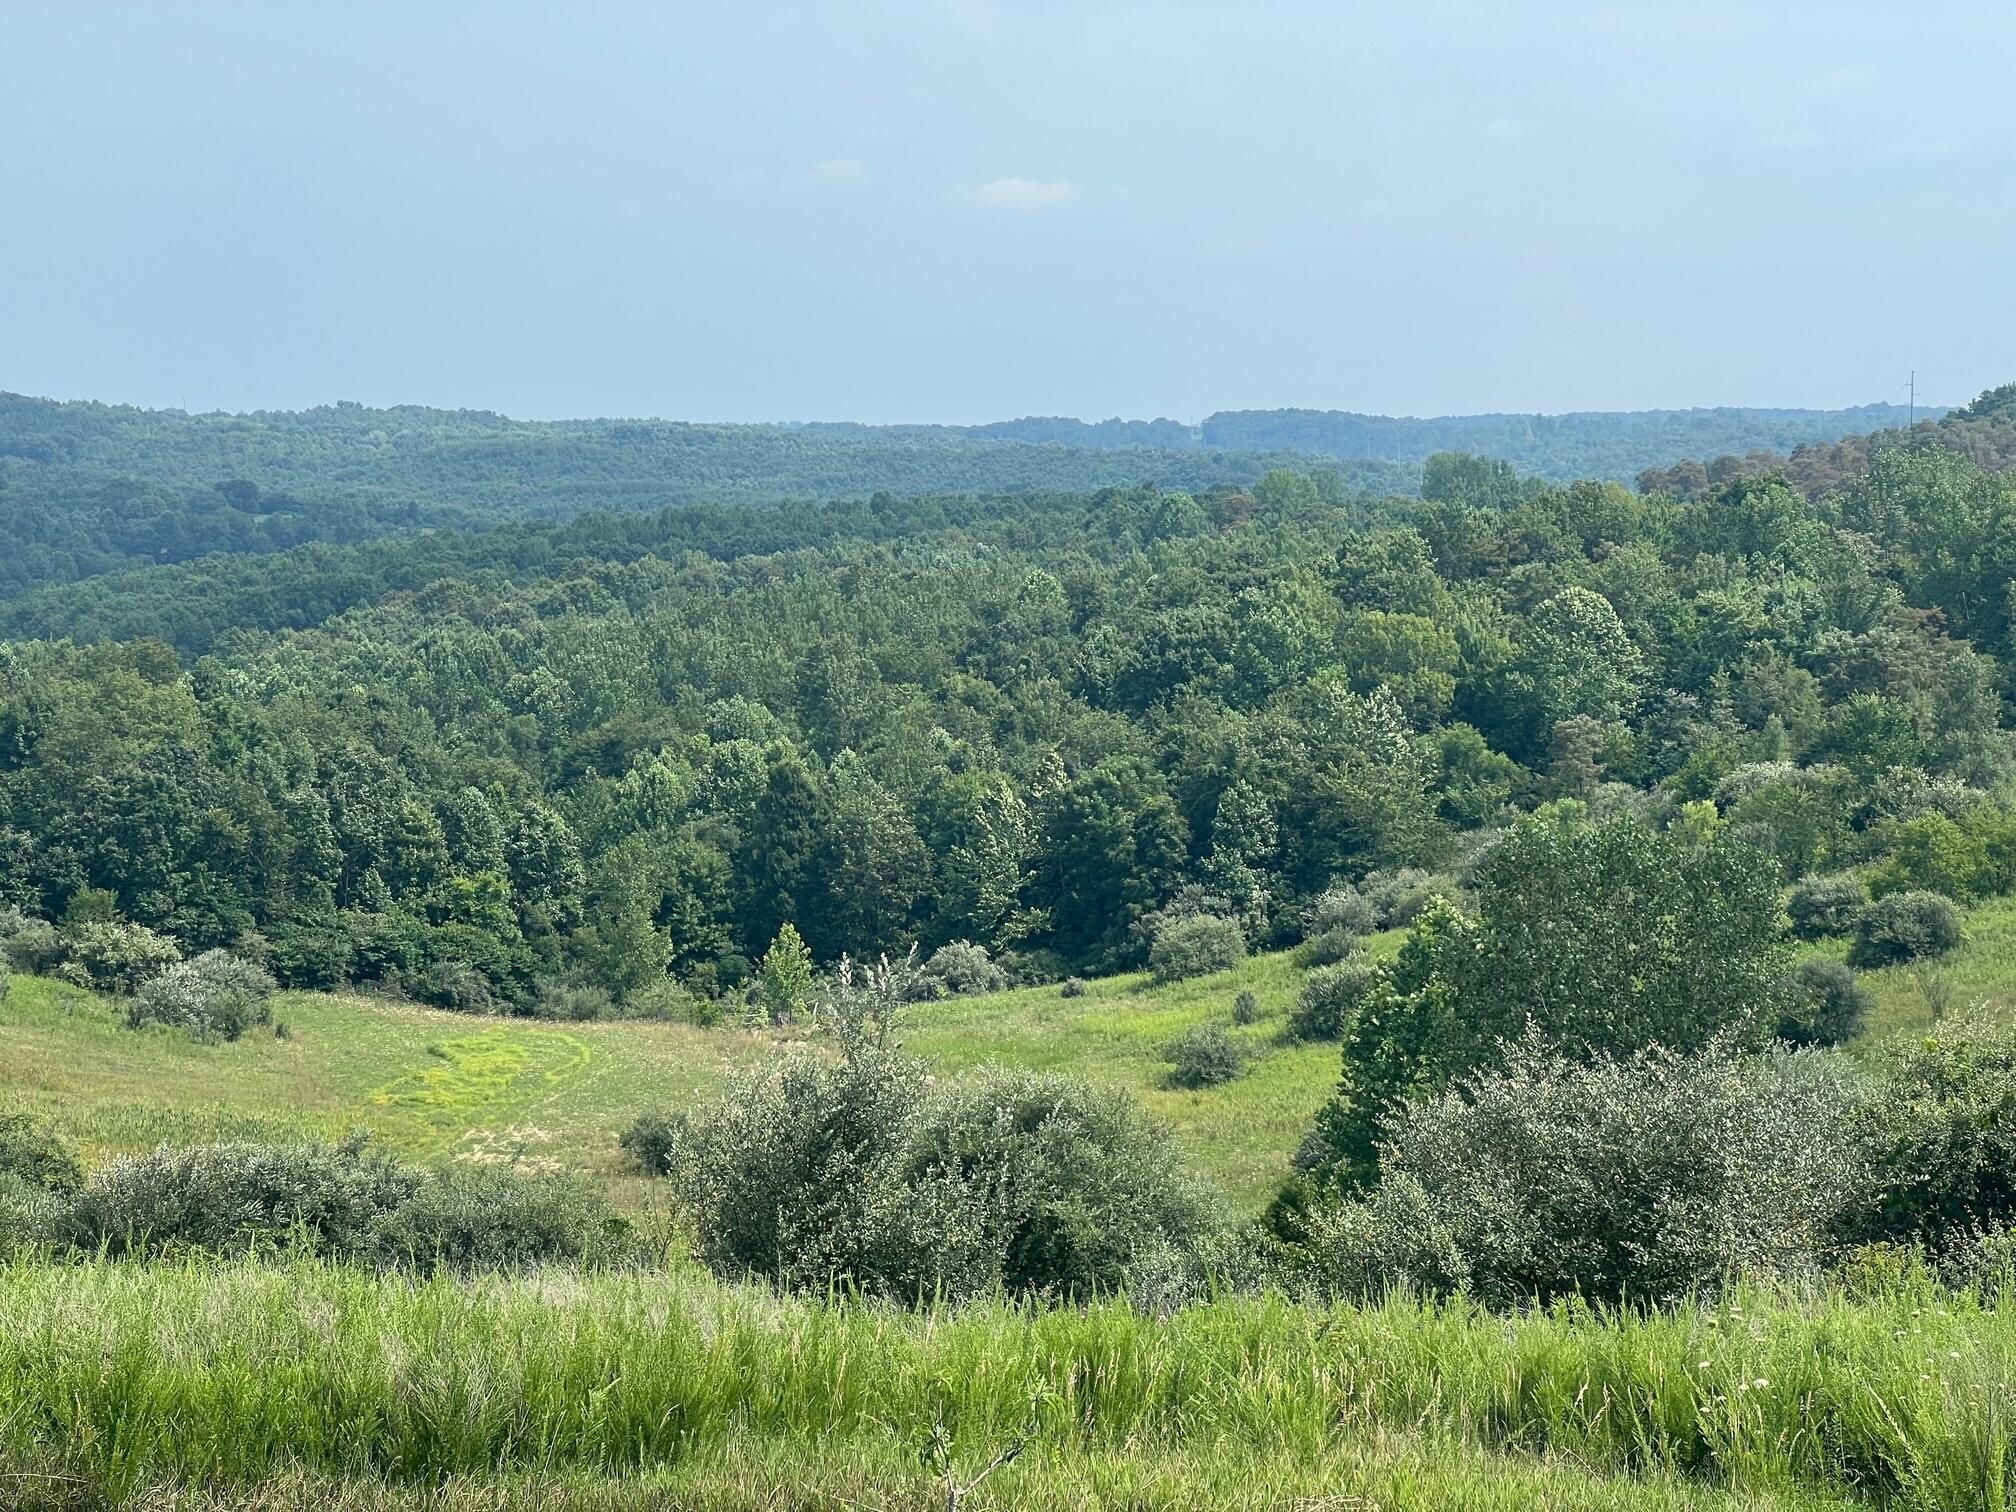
0, 943, 1361, 1211
1638, 383, 2016, 499
5, 898, 2008, 1216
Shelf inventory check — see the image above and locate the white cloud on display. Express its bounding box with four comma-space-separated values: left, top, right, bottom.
1800, 63, 1877, 97
799, 158, 872, 191
954, 177, 1083, 211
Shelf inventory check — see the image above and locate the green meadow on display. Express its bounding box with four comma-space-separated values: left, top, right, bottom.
0, 933, 1401, 1213
2, 904, 2008, 1220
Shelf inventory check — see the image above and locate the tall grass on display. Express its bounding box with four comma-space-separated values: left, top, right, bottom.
0, 1259, 2009, 1508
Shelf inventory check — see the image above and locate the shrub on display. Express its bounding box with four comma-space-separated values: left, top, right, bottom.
1305, 886, 1378, 940
369, 1166, 615, 1271
1060, 977, 1089, 998
1147, 914, 1245, 984
1291, 958, 1385, 1042
1849, 890, 1963, 968
1309, 1040, 1871, 1307
1358, 868, 1458, 928
0, 955, 8, 1006
0, 1114, 83, 1193
2, 916, 62, 974
414, 959, 496, 1014
1232, 989, 1260, 1025
60, 921, 181, 995
526, 976, 616, 1022
917, 940, 1007, 998
894, 1070, 1227, 1303
63, 1137, 421, 1259
0, 1172, 59, 1255
658, 1035, 926, 1290
1165, 1020, 1247, 1089
1296, 927, 1362, 968
648, 1002, 1226, 1302
264, 921, 358, 990
1852, 1020, 2016, 1253
57, 1135, 608, 1271
1787, 872, 1867, 939
619, 1112, 680, 1176
623, 977, 703, 1023
1777, 958, 1873, 1047
127, 950, 278, 1042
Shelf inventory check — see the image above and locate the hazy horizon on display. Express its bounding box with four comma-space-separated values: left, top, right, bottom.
4, 1, 2010, 423
2, 386, 1927, 430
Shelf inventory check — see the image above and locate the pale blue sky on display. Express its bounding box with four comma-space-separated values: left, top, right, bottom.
2, 1, 2009, 422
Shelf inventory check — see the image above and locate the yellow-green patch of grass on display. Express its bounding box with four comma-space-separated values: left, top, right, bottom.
0, 979, 768, 1191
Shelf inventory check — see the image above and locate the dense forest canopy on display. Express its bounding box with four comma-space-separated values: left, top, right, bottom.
4, 390, 2016, 1017
0, 391, 1919, 606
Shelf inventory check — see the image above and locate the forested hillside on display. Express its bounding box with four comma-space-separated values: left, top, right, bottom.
1638, 382, 2016, 499
4, 408, 2014, 1016
1200, 400, 1920, 478
0, 391, 1907, 601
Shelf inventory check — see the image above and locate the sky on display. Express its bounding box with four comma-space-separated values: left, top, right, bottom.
1, 1, 2010, 424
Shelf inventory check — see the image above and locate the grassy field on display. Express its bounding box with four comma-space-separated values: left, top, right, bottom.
1840, 894, 2016, 1045
3, 1257, 2008, 1510
0, 898, 2005, 1224
0, 937, 1400, 1213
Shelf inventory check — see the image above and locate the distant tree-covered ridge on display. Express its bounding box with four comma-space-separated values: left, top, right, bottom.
1199, 401, 1920, 480
1638, 383, 2016, 500
0, 391, 1910, 604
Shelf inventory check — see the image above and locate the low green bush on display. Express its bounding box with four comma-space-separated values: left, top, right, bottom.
618, 1112, 680, 1176
1786, 872, 1866, 939
1165, 1020, 1247, 1089
63, 1137, 420, 1259
1, 915, 61, 974
1849, 890, 1963, 968
1309, 1040, 1871, 1307
58, 921, 181, 995
1776, 958, 1872, 1047
127, 950, 278, 1042
0, 1114, 83, 1194
55, 1135, 609, 1272
1147, 915, 1245, 984
895, 1070, 1227, 1303
1853, 1019, 2016, 1253
368, 1166, 615, 1271
648, 990, 1227, 1302
1291, 958, 1385, 1042
915, 940, 1008, 998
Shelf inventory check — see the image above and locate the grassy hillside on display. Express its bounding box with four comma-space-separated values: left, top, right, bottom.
2, 902, 2002, 1221
0, 937, 1399, 1212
